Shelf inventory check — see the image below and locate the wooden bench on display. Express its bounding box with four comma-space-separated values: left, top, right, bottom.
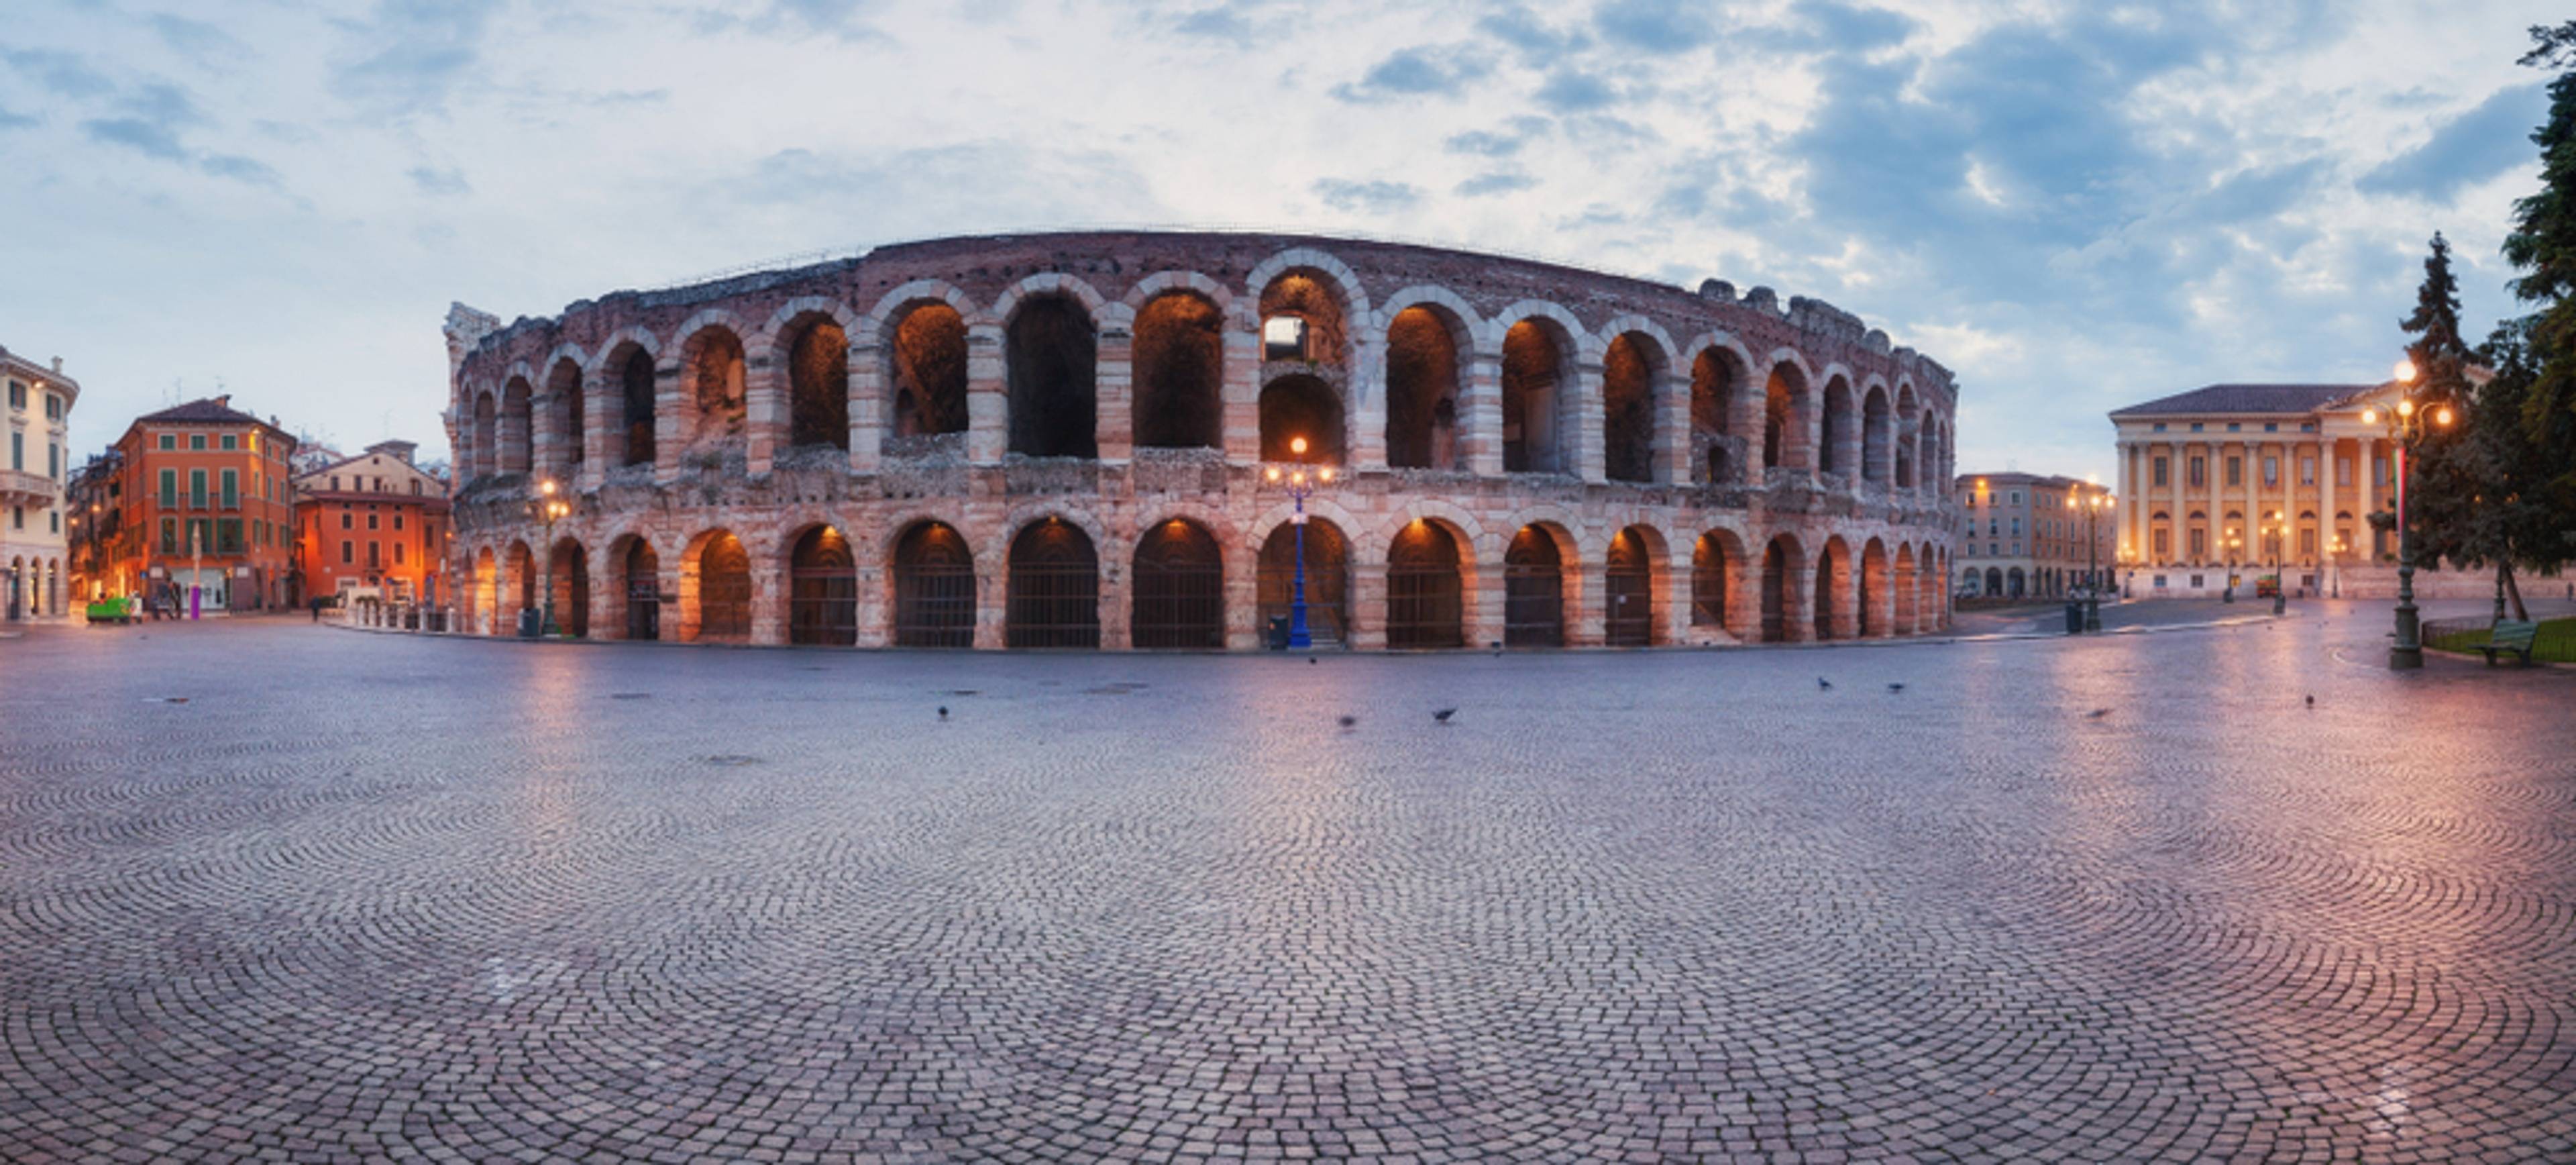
2471, 619, 2540, 666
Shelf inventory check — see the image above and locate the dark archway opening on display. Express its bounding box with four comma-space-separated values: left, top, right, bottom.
503, 378, 533, 474
892, 521, 975, 648
1605, 527, 1652, 646
1386, 521, 1464, 649
1132, 519, 1224, 649
1820, 382, 1853, 477
1761, 538, 1792, 643
619, 346, 657, 467
694, 531, 751, 642
1503, 526, 1565, 648
1133, 294, 1223, 450
1007, 519, 1100, 648
551, 540, 589, 638
790, 525, 857, 646
1501, 321, 1566, 474
472, 393, 496, 478
1692, 533, 1729, 631
1007, 296, 1097, 458
1385, 307, 1460, 470
1690, 349, 1735, 485
1813, 548, 1839, 641
549, 359, 585, 472
788, 317, 850, 450
1258, 519, 1349, 647
1603, 334, 1656, 484
623, 539, 660, 641
892, 304, 969, 438
684, 330, 747, 453
1259, 375, 1343, 464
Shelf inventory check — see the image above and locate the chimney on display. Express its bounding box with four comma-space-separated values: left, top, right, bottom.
215, 394, 231, 409
51, 357, 62, 374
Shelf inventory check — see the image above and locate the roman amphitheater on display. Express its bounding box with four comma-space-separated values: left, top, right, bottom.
442, 231, 1960, 650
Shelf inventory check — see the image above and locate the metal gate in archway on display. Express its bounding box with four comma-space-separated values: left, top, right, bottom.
1604, 529, 1652, 647
1131, 519, 1223, 649
1503, 527, 1564, 648
696, 534, 753, 642
1007, 519, 1100, 649
624, 540, 660, 642
1385, 521, 1463, 649
790, 526, 859, 646
893, 523, 975, 648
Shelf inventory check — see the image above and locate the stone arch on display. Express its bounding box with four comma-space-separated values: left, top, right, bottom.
1000, 283, 1101, 459
780, 521, 859, 646
545, 354, 586, 477
677, 527, 752, 643
1258, 513, 1354, 648
548, 535, 590, 638
1681, 334, 1756, 486
1503, 520, 1577, 647
1006, 515, 1102, 648
1760, 531, 1806, 644
870, 295, 971, 442
1690, 526, 1752, 640
470, 545, 498, 635
1599, 323, 1672, 485
1122, 270, 1235, 313
1498, 307, 1585, 475
1894, 542, 1919, 635
673, 316, 750, 462
888, 518, 976, 648
499, 366, 536, 478
470, 388, 498, 481
1603, 522, 1668, 646
1131, 515, 1225, 649
1893, 384, 1921, 490
1384, 295, 1475, 471
1763, 352, 1817, 476
1814, 535, 1854, 640
1860, 381, 1892, 486
1860, 536, 1891, 638
1817, 368, 1858, 480
604, 530, 662, 642
769, 301, 859, 452
590, 328, 661, 469
1132, 287, 1226, 450
1385, 517, 1468, 649
1246, 247, 1373, 346
502, 538, 537, 631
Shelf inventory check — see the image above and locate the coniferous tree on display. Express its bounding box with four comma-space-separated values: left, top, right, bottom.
2498, 23, 2576, 556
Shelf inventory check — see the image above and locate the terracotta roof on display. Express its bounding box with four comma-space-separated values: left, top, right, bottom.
136, 397, 268, 425
2108, 384, 2369, 418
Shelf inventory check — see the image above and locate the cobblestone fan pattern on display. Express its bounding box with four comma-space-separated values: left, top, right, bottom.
442, 232, 1960, 651
3, 609, 2573, 1162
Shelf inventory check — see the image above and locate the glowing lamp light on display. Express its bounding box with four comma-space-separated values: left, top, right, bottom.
1265, 466, 1281, 483
1289, 436, 1309, 456
2396, 399, 2415, 419
2434, 405, 2454, 426
2361, 407, 2378, 425
2394, 358, 2416, 384
1318, 468, 1334, 483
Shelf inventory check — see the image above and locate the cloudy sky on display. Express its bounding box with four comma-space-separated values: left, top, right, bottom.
0, 0, 2557, 482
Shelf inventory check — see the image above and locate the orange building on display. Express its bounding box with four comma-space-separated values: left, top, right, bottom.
292, 440, 451, 605
105, 397, 300, 612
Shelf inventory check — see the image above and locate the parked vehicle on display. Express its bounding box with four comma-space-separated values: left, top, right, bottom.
85, 596, 141, 625
2255, 574, 2279, 599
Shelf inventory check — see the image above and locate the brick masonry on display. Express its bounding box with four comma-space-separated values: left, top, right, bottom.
445, 232, 1962, 649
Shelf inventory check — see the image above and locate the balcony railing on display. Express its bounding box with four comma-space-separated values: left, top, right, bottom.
0, 468, 58, 505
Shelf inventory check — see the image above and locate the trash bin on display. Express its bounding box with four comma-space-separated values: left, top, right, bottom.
2065, 599, 2084, 635
1267, 615, 1291, 650
517, 608, 543, 638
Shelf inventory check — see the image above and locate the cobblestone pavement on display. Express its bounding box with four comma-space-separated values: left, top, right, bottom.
3, 605, 2572, 1163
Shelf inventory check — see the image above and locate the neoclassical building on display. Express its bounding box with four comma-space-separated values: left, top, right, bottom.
2109, 381, 2493, 599
3, 344, 76, 621
1953, 473, 2114, 600
443, 232, 1960, 650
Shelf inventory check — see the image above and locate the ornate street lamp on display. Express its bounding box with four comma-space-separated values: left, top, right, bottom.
1263, 437, 1334, 650
2262, 508, 2289, 615
2222, 528, 2242, 603
531, 478, 570, 637
2363, 358, 2455, 669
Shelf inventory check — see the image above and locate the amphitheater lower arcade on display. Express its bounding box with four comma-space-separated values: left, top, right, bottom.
445, 233, 1958, 650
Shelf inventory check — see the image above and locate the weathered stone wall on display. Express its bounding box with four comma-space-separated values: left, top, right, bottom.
447, 232, 1962, 649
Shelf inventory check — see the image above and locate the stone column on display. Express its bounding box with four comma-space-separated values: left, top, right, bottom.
1570, 558, 1606, 648
1472, 542, 1507, 649
1095, 325, 1134, 465
1224, 552, 1260, 651
744, 353, 785, 478
1348, 550, 1388, 651
581, 366, 612, 491
2355, 438, 2375, 559
1570, 359, 1607, 483
1461, 347, 1505, 478
1222, 317, 1262, 466
847, 337, 883, 474
855, 559, 891, 648
2167, 440, 2184, 566
2319, 434, 2339, 585
965, 323, 1007, 466
973, 562, 1005, 649
1653, 366, 1689, 485
531, 390, 559, 484
653, 360, 684, 485
1351, 336, 1389, 472
749, 556, 787, 646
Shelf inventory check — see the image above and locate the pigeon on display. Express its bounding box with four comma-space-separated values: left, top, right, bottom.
1309, 657, 1318, 665
1817, 677, 1833, 690
2085, 708, 2110, 719
2304, 695, 2314, 707
1491, 640, 1505, 656
937, 706, 949, 721
1433, 708, 1458, 723
1887, 682, 1906, 693
1337, 715, 1358, 730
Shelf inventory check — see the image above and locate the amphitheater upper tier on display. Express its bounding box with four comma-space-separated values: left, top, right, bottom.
443, 230, 1960, 650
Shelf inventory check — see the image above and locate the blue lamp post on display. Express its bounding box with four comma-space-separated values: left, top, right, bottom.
1265, 437, 1334, 650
